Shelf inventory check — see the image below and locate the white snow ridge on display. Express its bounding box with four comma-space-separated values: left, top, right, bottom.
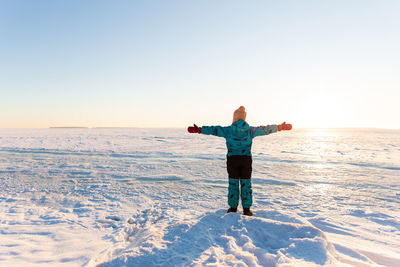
1, 128, 400, 266
88, 208, 342, 267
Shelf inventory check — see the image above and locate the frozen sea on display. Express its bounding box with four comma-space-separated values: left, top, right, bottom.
0, 128, 399, 267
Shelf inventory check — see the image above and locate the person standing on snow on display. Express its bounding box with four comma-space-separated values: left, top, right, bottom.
187, 106, 292, 216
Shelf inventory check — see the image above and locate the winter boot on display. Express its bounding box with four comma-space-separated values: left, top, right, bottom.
227, 207, 238, 213
243, 208, 253, 216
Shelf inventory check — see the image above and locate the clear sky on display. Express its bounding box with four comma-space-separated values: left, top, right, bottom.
1, 0, 399, 128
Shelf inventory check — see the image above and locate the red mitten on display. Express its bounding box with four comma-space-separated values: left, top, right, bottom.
278, 122, 292, 131
188, 124, 201, 134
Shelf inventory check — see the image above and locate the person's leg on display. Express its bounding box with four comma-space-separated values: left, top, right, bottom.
239, 156, 253, 213
240, 179, 253, 209
228, 179, 240, 209
227, 156, 240, 210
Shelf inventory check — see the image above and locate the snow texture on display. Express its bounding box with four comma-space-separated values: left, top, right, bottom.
0, 128, 399, 266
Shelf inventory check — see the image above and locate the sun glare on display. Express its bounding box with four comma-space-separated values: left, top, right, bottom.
295, 93, 347, 128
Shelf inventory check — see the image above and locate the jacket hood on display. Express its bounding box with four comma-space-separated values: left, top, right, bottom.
231, 119, 250, 133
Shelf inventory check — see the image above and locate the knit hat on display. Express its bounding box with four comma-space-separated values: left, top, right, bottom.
233, 106, 246, 124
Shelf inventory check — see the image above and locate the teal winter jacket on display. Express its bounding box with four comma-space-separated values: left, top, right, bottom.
201, 120, 278, 157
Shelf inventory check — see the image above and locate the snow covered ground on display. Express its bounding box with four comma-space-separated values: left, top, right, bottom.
0, 128, 399, 266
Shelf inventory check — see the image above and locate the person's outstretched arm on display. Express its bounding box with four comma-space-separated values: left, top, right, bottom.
251, 122, 292, 138
187, 124, 229, 138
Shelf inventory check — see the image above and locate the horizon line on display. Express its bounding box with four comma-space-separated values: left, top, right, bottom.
0, 126, 398, 130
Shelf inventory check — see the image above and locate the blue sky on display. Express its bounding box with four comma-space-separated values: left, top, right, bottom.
1, 0, 399, 128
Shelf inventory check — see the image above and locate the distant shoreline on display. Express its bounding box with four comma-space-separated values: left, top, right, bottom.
0, 127, 398, 131
49, 127, 140, 129
44, 127, 400, 131
49, 127, 89, 129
